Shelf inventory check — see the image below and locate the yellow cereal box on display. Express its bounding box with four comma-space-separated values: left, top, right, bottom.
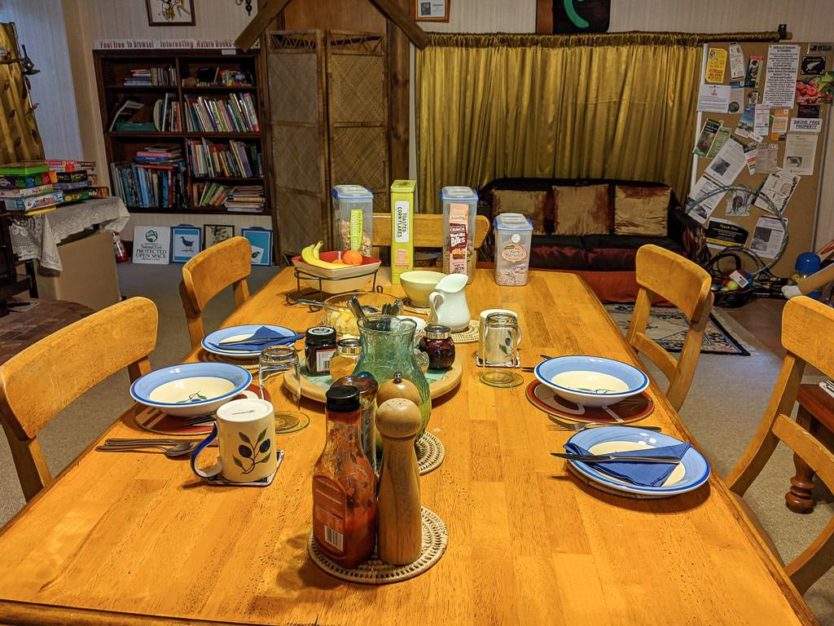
390, 180, 416, 284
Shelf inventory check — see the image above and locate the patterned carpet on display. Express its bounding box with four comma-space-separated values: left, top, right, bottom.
605, 303, 750, 356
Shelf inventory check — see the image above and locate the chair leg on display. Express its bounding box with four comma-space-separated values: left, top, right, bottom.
2, 421, 51, 502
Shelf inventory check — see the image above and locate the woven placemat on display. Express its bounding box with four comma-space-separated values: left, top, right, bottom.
416, 432, 445, 475
308, 507, 448, 584
451, 320, 479, 344
201, 350, 260, 372
402, 298, 431, 316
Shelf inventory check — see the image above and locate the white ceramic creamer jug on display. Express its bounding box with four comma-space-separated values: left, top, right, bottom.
428, 273, 471, 332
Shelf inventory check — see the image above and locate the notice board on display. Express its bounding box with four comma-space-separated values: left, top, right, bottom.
687, 41, 832, 277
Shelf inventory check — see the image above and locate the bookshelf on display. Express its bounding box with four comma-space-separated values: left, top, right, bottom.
94, 49, 270, 216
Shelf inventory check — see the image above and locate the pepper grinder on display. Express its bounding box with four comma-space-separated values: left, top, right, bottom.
376, 398, 422, 565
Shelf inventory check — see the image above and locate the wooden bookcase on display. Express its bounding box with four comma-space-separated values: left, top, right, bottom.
94, 48, 271, 216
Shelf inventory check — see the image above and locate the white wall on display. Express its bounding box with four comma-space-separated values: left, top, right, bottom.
0, 0, 83, 159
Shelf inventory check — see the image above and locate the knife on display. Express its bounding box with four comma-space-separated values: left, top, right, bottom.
551, 452, 681, 463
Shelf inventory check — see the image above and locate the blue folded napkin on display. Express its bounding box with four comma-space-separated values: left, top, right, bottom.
210, 326, 303, 350
564, 442, 691, 487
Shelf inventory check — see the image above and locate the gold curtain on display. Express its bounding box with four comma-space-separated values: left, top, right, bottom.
416, 33, 778, 210
0, 23, 43, 164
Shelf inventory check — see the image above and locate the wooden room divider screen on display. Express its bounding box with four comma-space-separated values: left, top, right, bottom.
267, 29, 389, 256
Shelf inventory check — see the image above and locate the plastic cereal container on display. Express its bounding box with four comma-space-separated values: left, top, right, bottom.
332, 185, 373, 256
440, 186, 478, 284
493, 212, 533, 286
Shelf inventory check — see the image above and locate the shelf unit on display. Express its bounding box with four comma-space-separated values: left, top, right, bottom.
94, 49, 270, 216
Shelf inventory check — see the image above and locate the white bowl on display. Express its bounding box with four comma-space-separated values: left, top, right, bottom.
534, 355, 649, 408
399, 270, 445, 307
130, 363, 252, 418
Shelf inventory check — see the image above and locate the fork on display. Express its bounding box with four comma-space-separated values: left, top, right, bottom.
548, 422, 662, 432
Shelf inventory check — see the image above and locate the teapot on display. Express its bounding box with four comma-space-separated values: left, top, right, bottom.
428, 273, 471, 332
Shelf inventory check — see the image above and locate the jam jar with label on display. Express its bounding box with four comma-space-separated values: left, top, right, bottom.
305, 326, 337, 375
312, 385, 377, 568
419, 324, 455, 370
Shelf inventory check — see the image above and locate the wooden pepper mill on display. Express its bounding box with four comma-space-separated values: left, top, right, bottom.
376, 397, 423, 565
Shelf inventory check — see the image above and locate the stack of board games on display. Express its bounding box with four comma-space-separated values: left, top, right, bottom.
0, 162, 62, 215
48, 160, 104, 205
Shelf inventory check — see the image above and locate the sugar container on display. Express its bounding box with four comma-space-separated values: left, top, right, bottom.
332, 185, 373, 256
493, 212, 533, 286
440, 186, 478, 284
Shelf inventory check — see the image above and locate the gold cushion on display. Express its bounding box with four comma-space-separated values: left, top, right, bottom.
493, 189, 548, 235
614, 186, 671, 237
553, 184, 611, 235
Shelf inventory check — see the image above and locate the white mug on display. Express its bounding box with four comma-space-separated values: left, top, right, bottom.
191, 397, 277, 483
478, 308, 521, 361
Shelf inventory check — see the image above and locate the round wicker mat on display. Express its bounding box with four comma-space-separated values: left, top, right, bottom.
308, 507, 448, 584
401, 298, 431, 316
201, 350, 260, 372
451, 320, 479, 344
416, 432, 445, 475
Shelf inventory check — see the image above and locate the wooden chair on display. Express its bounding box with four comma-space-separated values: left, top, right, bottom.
180, 236, 252, 349
371, 213, 491, 249
0, 297, 158, 501
625, 244, 714, 412
727, 296, 834, 594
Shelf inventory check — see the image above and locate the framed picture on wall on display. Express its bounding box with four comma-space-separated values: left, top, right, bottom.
414, 0, 449, 22
146, 0, 195, 26
204, 224, 235, 248
171, 225, 202, 263
241, 227, 273, 266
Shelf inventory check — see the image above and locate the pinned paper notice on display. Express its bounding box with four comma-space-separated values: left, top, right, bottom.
697, 84, 731, 113
706, 48, 728, 83
762, 44, 801, 108
729, 43, 745, 80
790, 118, 823, 133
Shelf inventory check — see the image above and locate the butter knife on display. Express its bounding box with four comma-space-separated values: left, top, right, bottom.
551, 452, 680, 463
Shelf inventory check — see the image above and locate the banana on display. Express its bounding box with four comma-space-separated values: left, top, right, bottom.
301, 241, 345, 269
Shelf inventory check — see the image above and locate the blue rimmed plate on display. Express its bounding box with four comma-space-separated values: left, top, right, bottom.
534, 355, 649, 408
564, 426, 710, 499
202, 324, 299, 359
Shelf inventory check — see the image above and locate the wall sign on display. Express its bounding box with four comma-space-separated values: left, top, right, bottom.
132, 226, 171, 264
241, 227, 273, 266
552, 0, 610, 34
171, 225, 202, 263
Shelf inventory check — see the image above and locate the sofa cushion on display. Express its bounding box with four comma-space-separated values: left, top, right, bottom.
553, 184, 611, 236
581, 236, 685, 271
614, 185, 671, 237
581, 235, 685, 252
529, 235, 587, 269
492, 189, 550, 235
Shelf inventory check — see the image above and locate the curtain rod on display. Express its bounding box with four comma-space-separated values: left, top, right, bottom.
425, 31, 783, 48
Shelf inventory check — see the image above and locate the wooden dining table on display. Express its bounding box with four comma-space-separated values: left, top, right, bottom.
0, 268, 817, 625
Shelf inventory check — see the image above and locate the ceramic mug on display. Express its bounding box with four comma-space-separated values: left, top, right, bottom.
478, 308, 521, 361
191, 397, 277, 483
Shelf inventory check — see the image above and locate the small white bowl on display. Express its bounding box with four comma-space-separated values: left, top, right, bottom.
400, 270, 445, 307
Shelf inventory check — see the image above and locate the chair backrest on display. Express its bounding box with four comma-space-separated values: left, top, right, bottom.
727, 296, 834, 594
180, 236, 251, 349
371, 213, 491, 249
625, 244, 713, 411
0, 297, 158, 501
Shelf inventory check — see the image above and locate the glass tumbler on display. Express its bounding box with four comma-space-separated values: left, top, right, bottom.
479, 312, 524, 388
258, 345, 305, 432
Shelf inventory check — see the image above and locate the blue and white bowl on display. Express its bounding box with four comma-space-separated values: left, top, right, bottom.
130, 363, 253, 418
534, 355, 649, 408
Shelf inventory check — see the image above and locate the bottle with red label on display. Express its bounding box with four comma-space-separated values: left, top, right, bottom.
312, 384, 378, 568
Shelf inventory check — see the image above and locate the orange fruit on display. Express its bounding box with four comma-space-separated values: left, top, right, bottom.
343, 249, 363, 266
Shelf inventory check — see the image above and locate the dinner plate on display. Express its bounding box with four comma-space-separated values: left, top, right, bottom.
564, 426, 710, 498
202, 324, 298, 359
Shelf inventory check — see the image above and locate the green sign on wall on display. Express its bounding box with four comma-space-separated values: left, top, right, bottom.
553, 0, 611, 34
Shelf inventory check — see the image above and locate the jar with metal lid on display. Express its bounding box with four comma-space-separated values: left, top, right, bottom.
329, 337, 362, 381
305, 326, 337, 375
419, 324, 455, 370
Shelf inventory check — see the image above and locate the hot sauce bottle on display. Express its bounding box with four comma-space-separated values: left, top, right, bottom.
312, 385, 378, 568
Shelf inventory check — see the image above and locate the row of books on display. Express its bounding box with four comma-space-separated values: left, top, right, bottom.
122, 67, 177, 86
224, 185, 265, 213
153, 95, 183, 132
191, 182, 231, 207
110, 161, 186, 209
182, 68, 253, 88
186, 139, 261, 178
184, 93, 259, 133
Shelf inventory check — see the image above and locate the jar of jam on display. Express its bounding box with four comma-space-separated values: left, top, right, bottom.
305, 326, 337, 375
328, 338, 362, 381
419, 324, 455, 370
312, 385, 378, 569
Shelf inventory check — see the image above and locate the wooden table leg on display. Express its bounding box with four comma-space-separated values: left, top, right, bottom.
785, 405, 819, 513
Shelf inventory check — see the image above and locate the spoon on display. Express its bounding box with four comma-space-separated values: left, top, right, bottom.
96, 441, 204, 458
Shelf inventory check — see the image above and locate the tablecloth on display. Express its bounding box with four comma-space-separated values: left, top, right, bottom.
8, 197, 129, 272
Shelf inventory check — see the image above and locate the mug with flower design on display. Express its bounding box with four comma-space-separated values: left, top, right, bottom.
191, 397, 277, 483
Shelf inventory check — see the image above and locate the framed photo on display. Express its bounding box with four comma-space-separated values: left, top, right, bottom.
170, 225, 201, 263
146, 0, 195, 26
241, 227, 273, 266
204, 224, 235, 248
414, 0, 449, 22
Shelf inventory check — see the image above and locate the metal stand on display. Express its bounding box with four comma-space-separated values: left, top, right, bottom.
285, 266, 380, 309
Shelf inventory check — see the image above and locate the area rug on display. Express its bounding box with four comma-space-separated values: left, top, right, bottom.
604, 304, 750, 356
